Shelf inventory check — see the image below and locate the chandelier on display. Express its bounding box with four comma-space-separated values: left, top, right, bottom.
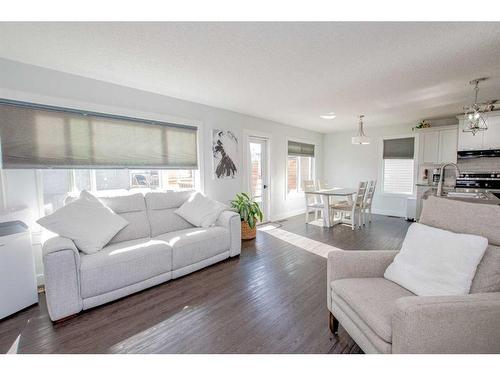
463, 78, 496, 135
352, 115, 370, 145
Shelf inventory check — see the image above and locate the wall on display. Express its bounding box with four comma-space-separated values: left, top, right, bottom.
0, 58, 323, 283
323, 123, 416, 217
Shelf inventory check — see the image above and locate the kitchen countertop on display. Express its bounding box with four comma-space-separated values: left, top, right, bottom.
421, 186, 500, 205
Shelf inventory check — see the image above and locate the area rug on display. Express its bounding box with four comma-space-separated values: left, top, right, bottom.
258, 223, 343, 258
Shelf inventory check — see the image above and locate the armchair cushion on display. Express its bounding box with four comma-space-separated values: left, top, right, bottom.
332, 278, 414, 343
327, 250, 398, 311
384, 223, 487, 296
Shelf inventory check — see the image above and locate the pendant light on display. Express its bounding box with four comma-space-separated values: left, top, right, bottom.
352, 115, 370, 145
463, 78, 496, 135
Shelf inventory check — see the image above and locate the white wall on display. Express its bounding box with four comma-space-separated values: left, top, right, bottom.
0, 58, 323, 283
323, 123, 416, 218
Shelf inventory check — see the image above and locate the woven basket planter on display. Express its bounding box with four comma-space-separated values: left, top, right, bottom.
241, 221, 257, 240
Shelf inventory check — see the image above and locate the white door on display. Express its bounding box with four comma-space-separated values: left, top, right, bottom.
247, 137, 270, 222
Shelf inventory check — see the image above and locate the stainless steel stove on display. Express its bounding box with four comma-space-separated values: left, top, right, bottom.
456, 172, 500, 199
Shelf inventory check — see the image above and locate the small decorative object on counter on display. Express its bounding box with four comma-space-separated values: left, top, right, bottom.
413, 120, 431, 131
230, 192, 263, 240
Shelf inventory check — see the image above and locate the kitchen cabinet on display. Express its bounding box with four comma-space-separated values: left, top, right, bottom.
438, 128, 458, 163
457, 113, 500, 150
483, 115, 500, 149
458, 125, 485, 151
420, 131, 439, 163
418, 125, 458, 164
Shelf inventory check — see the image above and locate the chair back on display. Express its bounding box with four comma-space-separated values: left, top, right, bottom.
363, 180, 377, 207
303, 180, 318, 205
354, 181, 368, 208
317, 180, 330, 190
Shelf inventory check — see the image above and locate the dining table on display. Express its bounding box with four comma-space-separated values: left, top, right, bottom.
305, 187, 358, 227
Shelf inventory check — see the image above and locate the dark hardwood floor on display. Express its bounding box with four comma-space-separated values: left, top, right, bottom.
0, 214, 410, 354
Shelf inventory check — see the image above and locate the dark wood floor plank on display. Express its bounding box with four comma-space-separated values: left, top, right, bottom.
0, 214, 410, 354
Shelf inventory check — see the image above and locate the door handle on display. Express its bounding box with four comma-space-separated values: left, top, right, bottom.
263, 185, 268, 189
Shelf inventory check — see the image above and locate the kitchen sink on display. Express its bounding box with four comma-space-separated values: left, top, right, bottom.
446, 191, 486, 199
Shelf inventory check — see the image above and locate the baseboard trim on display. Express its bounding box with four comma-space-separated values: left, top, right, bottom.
371, 208, 405, 218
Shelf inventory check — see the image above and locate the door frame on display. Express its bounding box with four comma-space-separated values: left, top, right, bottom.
243, 130, 271, 223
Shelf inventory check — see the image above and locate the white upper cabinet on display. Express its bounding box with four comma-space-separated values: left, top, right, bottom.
483, 115, 500, 149
457, 113, 500, 150
418, 125, 458, 164
458, 123, 485, 151
438, 128, 458, 163
420, 131, 440, 163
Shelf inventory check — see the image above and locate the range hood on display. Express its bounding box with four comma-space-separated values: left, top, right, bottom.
457, 149, 500, 159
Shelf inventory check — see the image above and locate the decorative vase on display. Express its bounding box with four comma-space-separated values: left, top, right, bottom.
241, 220, 257, 240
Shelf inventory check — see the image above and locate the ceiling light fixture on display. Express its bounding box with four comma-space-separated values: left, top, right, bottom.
463, 78, 496, 136
320, 112, 336, 120
352, 115, 370, 145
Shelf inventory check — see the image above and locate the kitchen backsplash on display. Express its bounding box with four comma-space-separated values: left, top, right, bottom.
458, 157, 500, 172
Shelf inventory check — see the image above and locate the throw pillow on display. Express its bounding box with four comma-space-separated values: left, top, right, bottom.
175, 192, 227, 228
384, 222, 488, 296
37, 190, 129, 254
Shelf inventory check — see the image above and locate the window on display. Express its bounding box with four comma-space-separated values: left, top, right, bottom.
41, 169, 198, 215
287, 141, 315, 194
382, 137, 415, 195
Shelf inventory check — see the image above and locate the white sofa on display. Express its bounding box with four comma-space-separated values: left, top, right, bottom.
42, 190, 241, 321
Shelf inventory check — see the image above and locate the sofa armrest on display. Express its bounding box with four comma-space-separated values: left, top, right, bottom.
42, 236, 83, 321
327, 250, 398, 310
216, 210, 241, 257
392, 293, 500, 353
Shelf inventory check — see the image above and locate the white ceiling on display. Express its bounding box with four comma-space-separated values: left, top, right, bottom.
1, 22, 500, 133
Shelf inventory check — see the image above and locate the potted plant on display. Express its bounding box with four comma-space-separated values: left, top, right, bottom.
230, 193, 263, 240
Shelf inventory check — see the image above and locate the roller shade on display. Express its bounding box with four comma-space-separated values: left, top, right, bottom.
288, 141, 315, 157
0, 100, 198, 169
383, 137, 414, 159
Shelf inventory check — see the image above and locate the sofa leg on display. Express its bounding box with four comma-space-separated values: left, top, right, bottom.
329, 312, 339, 335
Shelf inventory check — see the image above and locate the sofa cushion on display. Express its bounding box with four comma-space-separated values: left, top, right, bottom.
37, 190, 128, 254
155, 227, 230, 270
145, 190, 194, 210
420, 196, 500, 246
175, 192, 227, 228
470, 244, 500, 293
80, 237, 172, 298
99, 193, 150, 243
331, 278, 415, 343
145, 191, 195, 236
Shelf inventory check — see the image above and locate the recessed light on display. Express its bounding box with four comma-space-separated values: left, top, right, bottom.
320, 112, 336, 120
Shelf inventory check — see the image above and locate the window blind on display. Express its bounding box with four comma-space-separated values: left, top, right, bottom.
383, 137, 414, 159
288, 141, 315, 157
383, 159, 414, 194
0, 100, 198, 169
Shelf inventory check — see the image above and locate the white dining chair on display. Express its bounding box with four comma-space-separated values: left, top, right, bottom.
362, 180, 377, 225
304, 180, 324, 223
330, 181, 368, 230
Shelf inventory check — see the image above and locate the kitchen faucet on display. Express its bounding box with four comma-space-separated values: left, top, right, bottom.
436, 162, 460, 196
